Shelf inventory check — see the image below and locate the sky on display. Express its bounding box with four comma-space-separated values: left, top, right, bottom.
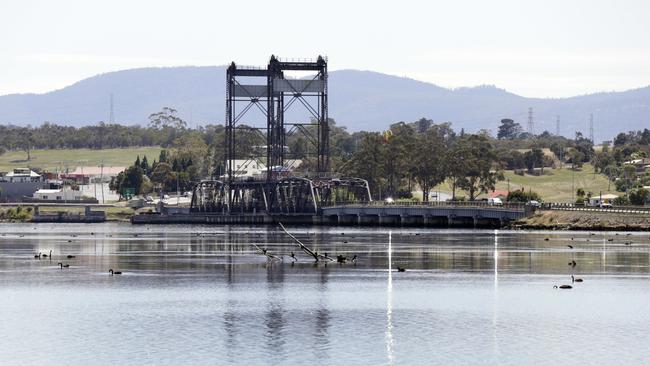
1, 0, 649, 98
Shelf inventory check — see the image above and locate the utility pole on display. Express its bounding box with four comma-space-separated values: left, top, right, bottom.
527, 107, 534, 135
100, 162, 105, 204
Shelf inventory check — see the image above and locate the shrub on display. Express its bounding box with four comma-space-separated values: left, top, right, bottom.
507, 189, 542, 203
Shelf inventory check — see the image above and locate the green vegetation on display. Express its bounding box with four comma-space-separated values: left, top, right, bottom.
5, 108, 650, 206
0, 206, 33, 221
495, 164, 613, 202
0, 147, 162, 172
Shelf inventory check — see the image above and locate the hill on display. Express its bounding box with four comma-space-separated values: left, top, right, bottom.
1, 66, 649, 141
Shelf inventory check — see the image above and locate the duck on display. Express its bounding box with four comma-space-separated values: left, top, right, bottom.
567, 245, 573, 249
108, 269, 122, 275
544, 238, 550, 241
553, 285, 573, 289
571, 275, 583, 283
568, 260, 577, 267
351, 254, 357, 263
57, 262, 70, 269
396, 266, 406, 272
66, 255, 76, 259
607, 238, 614, 242
33, 252, 41, 259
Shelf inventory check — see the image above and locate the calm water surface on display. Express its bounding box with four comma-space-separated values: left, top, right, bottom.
1, 223, 649, 365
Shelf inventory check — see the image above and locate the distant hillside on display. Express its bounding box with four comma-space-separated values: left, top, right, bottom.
1, 66, 649, 142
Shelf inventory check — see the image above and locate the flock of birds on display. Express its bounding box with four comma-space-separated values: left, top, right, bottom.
24, 227, 642, 281
32, 233, 123, 275
552, 232, 636, 289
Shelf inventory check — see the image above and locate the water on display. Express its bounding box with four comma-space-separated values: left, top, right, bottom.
1, 223, 649, 365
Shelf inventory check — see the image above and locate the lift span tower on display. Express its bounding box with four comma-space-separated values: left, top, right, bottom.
188, 56, 371, 219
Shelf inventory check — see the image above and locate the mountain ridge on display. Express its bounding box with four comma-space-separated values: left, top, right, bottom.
1, 66, 649, 141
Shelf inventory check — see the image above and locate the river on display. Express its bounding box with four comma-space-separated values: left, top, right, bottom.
1, 223, 649, 365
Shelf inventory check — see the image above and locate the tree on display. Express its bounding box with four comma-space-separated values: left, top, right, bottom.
524, 148, 544, 173
507, 189, 542, 203
111, 165, 145, 198
148, 107, 187, 130
343, 132, 385, 199
629, 188, 649, 206
497, 119, 523, 140
567, 148, 585, 170
411, 127, 448, 202
456, 135, 503, 200
150, 162, 175, 192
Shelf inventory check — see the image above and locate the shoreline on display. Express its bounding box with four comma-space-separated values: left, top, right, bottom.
511, 210, 650, 231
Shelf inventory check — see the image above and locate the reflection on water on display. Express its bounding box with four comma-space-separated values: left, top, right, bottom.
1, 223, 650, 365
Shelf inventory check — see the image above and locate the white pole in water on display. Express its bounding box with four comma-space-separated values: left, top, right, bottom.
386, 230, 394, 365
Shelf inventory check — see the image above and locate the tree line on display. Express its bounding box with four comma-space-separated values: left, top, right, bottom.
5, 107, 650, 204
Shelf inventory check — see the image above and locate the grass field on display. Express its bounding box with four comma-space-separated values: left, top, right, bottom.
430, 163, 616, 203
0, 147, 162, 172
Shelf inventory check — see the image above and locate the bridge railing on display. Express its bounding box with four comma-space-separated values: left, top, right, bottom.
322, 200, 527, 210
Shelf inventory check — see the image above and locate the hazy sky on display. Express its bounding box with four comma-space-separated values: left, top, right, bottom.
2, 0, 649, 97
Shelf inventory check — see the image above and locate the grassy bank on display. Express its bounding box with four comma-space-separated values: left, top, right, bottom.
0, 205, 134, 222
0, 147, 162, 171
513, 210, 650, 231
429, 163, 616, 203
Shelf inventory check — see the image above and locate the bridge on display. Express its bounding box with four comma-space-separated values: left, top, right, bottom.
132, 201, 532, 228
320, 202, 531, 227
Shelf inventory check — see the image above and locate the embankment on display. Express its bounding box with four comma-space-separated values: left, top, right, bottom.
513, 210, 650, 231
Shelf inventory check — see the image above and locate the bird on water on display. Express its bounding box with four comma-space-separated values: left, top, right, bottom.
571, 275, 583, 283
109, 269, 122, 275
396, 266, 406, 272
66, 255, 76, 259
568, 260, 577, 267
554, 285, 573, 289
57, 262, 70, 269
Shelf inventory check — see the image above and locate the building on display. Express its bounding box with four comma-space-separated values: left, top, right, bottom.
0, 168, 44, 202
623, 158, 650, 174
31, 188, 93, 202
588, 194, 619, 206
62, 166, 125, 184
488, 189, 510, 200
0, 168, 42, 183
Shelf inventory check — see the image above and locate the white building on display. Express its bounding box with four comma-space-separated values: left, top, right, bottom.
0, 168, 42, 183
588, 194, 619, 206
32, 188, 84, 201
0, 168, 43, 202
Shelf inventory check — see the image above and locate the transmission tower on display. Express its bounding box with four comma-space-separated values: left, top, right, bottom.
527, 107, 534, 135
109, 93, 115, 123
589, 113, 594, 142
556, 115, 560, 136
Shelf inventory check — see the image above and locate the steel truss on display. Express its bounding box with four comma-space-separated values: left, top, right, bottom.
190, 56, 369, 215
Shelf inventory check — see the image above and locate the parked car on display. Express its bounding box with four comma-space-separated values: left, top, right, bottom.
488, 197, 503, 206
600, 203, 613, 209
528, 200, 541, 208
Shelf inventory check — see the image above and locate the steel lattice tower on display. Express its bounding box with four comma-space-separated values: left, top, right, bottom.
225, 55, 329, 183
